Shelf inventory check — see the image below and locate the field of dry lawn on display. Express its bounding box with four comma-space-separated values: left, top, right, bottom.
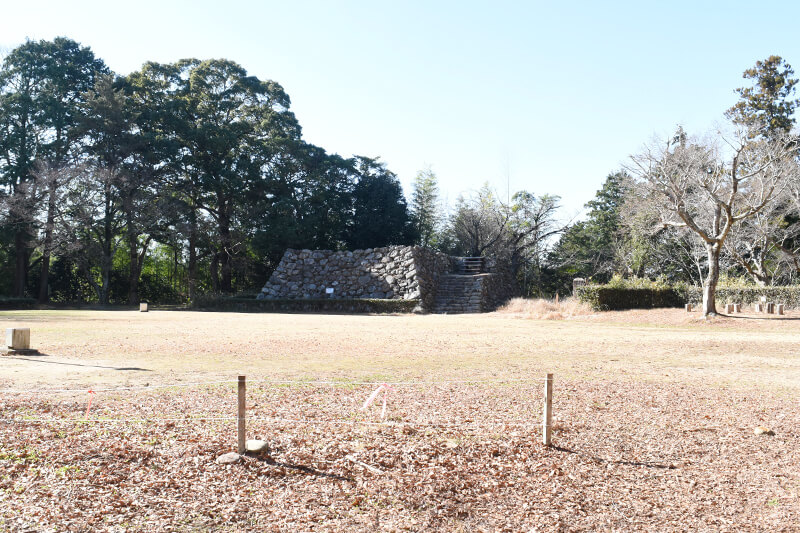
1, 307, 799, 531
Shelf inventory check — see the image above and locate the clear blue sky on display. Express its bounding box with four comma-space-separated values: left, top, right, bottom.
3, 0, 800, 218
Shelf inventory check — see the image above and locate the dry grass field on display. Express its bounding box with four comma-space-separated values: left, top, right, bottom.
1, 307, 799, 531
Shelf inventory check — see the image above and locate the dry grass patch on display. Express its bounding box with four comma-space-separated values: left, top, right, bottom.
497, 297, 594, 320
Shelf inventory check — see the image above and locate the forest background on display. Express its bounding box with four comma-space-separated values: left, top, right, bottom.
3, 38, 800, 306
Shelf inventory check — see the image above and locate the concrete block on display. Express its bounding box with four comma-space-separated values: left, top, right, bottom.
6, 328, 30, 349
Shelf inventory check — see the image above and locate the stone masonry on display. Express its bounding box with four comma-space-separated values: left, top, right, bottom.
258, 245, 516, 313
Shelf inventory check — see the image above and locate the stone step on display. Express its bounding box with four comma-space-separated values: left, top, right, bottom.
432, 273, 485, 314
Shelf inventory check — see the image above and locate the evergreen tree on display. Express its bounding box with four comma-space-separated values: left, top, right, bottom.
410, 168, 442, 248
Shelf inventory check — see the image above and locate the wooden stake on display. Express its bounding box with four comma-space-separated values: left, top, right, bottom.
777, 303, 785, 315
238, 375, 246, 454
542, 373, 553, 446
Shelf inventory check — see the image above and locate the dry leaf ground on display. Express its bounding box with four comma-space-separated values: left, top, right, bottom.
1, 308, 799, 531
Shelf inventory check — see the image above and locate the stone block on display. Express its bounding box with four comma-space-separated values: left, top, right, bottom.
6, 328, 30, 349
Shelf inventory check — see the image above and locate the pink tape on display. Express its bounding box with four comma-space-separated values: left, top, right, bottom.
85, 389, 95, 418
361, 383, 394, 420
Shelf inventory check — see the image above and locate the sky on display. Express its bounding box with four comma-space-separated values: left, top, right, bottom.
3, 0, 800, 220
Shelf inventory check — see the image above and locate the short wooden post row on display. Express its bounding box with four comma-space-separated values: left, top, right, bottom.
542, 373, 553, 446
238, 375, 246, 454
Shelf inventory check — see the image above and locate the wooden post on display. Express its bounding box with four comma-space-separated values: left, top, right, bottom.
755, 303, 763, 313
777, 303, 785, 315
734, 303, 741, 313
238, 375, 246, 454
139, 302, 148, 312
685, 303, 692, 312
542, 373, 553, 446
725, 303, 733, 314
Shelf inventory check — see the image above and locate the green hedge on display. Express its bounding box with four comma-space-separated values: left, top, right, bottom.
191, 296, 420, 314
576, 286, 687, 311
686, 286, 800, 308
577, 284, 800, 311
0, 297, 37, 310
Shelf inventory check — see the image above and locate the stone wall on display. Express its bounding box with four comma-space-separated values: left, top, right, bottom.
258, 246, 453, 310
411, 247, 456, 311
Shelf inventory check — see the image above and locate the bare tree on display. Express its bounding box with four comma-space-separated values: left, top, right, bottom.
450, 184, 564, 284
628, 126, 798, 316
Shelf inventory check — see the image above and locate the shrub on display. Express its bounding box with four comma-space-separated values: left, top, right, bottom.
576, 286, 686, 311
0, 297, 37, 310
578, 278, 800, 311
686, 286, 800, 308
191, 296, 419, 314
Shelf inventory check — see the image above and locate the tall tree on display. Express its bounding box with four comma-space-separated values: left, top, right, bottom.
175, 59, 301, 292
410, 168, 442, 248
726, 55, 799, 136
0, 37, 107, 300
629, 126, 798, 316
723, 56, 800, 284
346, 156, 414, 249
549, 172, 630, 285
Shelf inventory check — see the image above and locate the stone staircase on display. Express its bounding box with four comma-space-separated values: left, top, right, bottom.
432, 274, 484, 314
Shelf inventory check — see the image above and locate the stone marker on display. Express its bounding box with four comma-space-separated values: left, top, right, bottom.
140, 303, 148, 312
216, 452, 241, 464
3, 328, 38, 355
777, 303, 785, 315
6, 328, 30, 349
572, 278, 586, 295
245, 439, 268, 453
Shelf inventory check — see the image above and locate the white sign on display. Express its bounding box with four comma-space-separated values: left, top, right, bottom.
326, 288, 334, 294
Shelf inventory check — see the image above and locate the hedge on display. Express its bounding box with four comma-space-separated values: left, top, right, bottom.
191, 296, 420, 314
577, 284, 800, 311
0, 297, 37, 310
686, 286, 800, 309
575, 286, 686, 311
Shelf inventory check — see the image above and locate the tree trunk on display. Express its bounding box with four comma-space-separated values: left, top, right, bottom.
13, 230, 30, 298
210, 252, 220, 293
187, 203, 198, 302
702, 242, 721, 316
38, 181, 58, 303
128, 242, 140, 305
218, 198, 233, 293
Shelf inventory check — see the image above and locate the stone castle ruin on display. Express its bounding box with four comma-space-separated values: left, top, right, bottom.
258, 245, 516, 313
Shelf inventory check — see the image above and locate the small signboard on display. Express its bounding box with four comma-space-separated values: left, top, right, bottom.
326, 287, 334, 294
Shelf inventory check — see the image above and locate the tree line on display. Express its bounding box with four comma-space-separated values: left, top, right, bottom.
0, 38, 422, 304
548, 56, 800, 315
410, 56, 800, 316
3, 39, 798, 315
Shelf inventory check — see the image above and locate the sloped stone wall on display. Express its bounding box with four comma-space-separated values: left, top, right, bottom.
258, 246, 454, 309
